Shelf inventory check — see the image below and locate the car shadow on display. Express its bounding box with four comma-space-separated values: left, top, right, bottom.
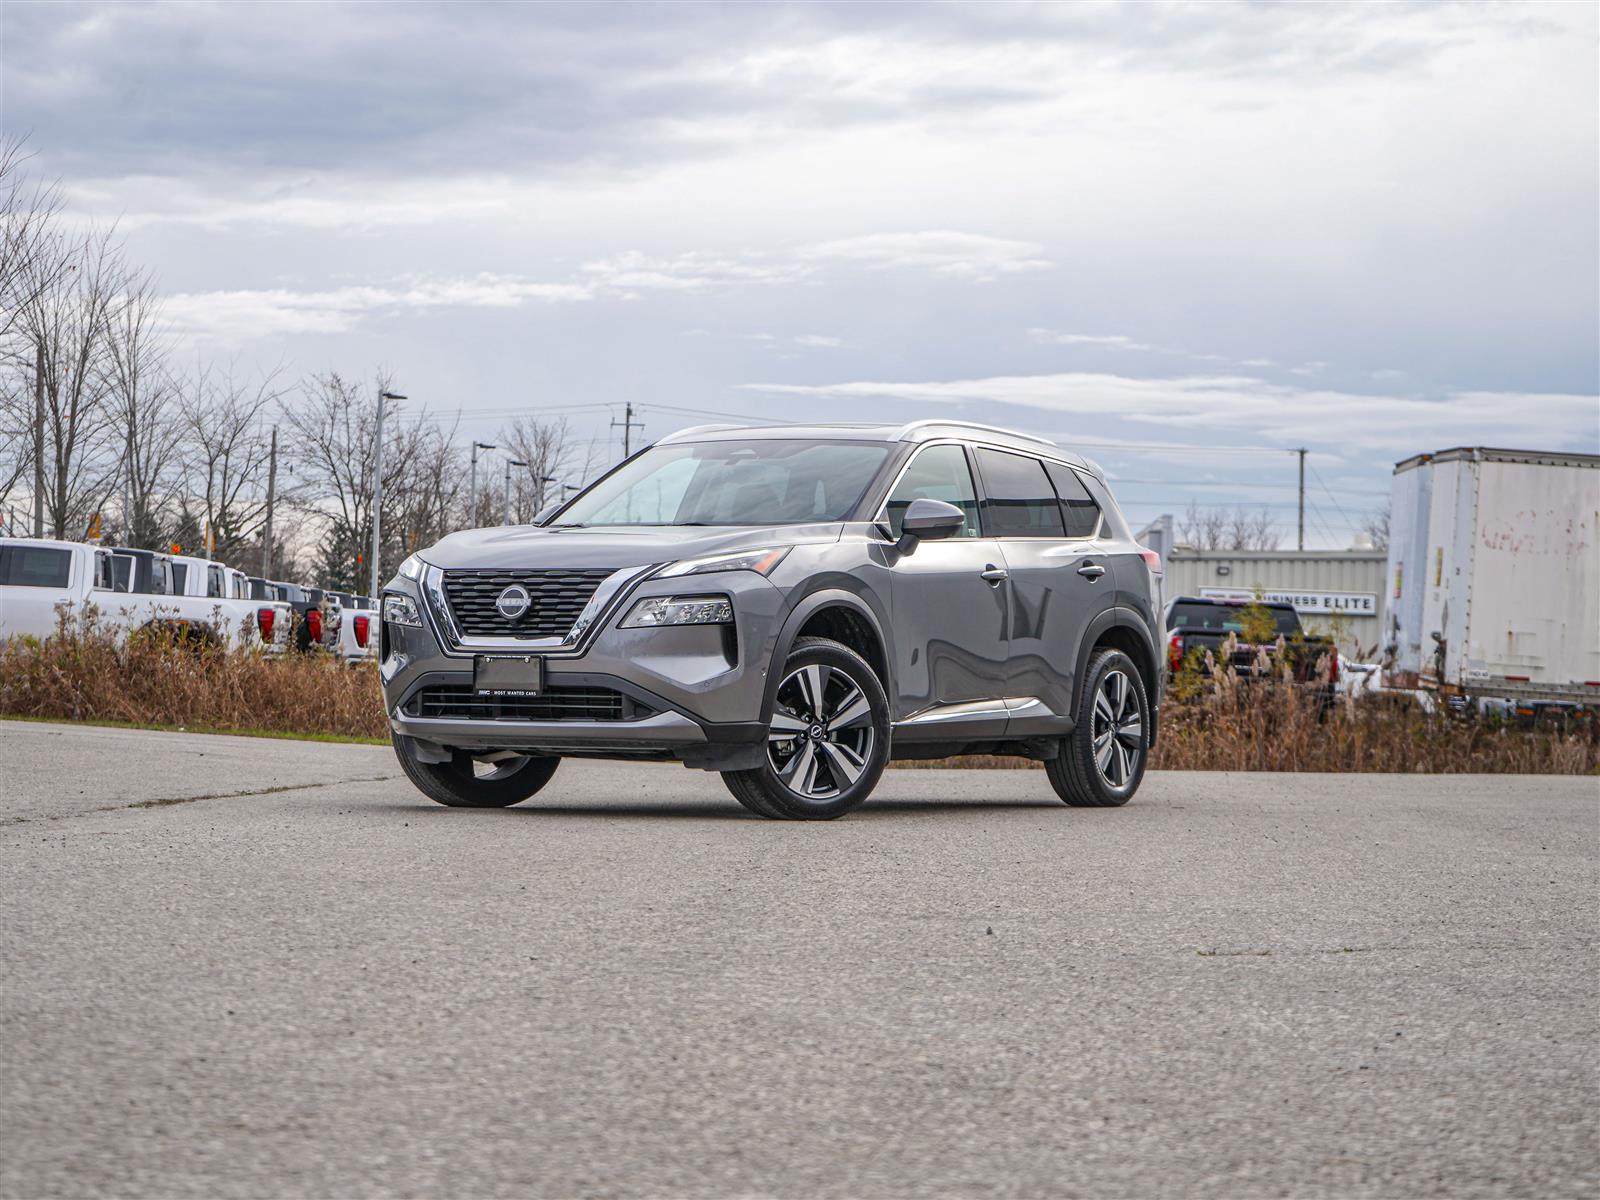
354, 796, 1064, 820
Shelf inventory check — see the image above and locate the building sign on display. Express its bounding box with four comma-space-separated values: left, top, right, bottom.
1198, 587, 1379, 616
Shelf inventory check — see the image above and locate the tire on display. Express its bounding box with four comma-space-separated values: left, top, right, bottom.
391, 734, 560, 808
722, 636, 890, 820
1046, 647, 1149, 807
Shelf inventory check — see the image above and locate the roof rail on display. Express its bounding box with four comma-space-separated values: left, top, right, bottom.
656, 423, 743, 443
894, 419, 1057, 448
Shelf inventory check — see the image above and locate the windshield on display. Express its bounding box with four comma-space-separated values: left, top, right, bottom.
1168, 602, 1302, 636
552, 440, 890, 527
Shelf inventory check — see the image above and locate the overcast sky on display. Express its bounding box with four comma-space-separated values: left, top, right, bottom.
4, 0, 1596, 545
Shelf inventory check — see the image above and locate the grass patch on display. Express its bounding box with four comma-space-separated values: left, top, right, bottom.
4, 612, 1595, 773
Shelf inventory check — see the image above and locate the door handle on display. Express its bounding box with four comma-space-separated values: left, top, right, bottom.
980, 565, 1009, 585
1076, 561, 1106, 580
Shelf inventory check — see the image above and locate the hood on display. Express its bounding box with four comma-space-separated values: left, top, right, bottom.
417, 522, 844, 571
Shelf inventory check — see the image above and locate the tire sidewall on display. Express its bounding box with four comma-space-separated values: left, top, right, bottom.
392, 734, 559, 807
1075, 649, 1149, 804
751, 638, 891, 818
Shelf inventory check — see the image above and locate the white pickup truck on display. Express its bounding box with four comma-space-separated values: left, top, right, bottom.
0, 538, 290, 652
0, 538, 131, 640
327, 590, 377, 664
168, 554, 292, 653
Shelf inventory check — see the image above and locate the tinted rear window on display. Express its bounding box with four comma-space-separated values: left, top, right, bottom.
1044, 462, 1103, 538
0, 546, 71, 588
1168, 602, 1301, 636
976, 449, 1066, 538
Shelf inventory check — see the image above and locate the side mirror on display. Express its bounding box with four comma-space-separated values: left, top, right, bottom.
896, 497, 966, 553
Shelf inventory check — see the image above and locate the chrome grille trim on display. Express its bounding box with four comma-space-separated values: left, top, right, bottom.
420, 563, 658, 655
443, 567, 612, 638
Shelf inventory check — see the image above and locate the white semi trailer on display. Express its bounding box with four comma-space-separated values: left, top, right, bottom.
1384, 447, 1599, 712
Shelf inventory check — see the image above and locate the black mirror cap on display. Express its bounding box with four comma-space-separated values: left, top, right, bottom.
900, 497, 966, 539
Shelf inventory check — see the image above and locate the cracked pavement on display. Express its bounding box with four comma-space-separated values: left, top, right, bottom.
1, 719, 1596, 1198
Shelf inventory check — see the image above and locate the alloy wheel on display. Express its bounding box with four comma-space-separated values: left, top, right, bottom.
1091, 669, 1144, 789
767, 663, 877, 799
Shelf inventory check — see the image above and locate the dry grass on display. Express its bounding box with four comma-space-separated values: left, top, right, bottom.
900, 636, 1599, 775
0, 609, 386, 740
2, 614, 1594, 773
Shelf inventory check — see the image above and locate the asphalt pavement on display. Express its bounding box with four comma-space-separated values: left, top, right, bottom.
1, 719, 1595, 1199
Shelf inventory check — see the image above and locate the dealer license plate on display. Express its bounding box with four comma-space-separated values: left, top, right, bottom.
473, 655, 543, 696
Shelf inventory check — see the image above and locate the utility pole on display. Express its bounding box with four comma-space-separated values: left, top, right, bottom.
611, 402, 644, 459
1296, 447, 1308, 552
32, 343, 44, 538
468, 441, 496, 530
504, 458, 527, 525
262, 425, 278, 578
370, 390, 406, 598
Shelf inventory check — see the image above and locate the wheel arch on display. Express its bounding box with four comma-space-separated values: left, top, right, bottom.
1075, 607, 1161, 743
763, 589, 891, 721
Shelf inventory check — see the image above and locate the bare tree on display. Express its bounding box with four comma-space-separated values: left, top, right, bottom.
102, 269, 182, 548
498, 413, 588, 522
0, 135, 65, 347
1360, 503, 1390, 552
13, 224, 124, 538
1180, 501, 1281, 551
284, 372, 460, 591
181, 362, 283, 559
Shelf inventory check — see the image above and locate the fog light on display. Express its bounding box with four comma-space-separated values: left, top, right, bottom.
383, 593, 422, 628
621, 595, 734, 628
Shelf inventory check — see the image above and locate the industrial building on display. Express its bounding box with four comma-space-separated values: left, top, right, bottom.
1138, 515, 1387, 656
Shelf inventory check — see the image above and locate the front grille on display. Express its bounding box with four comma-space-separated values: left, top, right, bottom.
441, 568, 613, 638
403, 685, 649, 722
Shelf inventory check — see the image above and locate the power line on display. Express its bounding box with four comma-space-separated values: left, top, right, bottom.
1310, 463, 1363, 530
1106, 477, 1387, 497
637, 402, 789, 425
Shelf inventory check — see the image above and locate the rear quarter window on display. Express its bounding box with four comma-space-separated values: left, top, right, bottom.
1044, 462, 1103, 538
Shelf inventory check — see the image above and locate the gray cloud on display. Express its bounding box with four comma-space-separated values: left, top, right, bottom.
5, 1, 1544, 179
2, 0, 1591, 547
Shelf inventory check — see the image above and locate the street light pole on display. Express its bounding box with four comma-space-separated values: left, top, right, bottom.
370, 390, 406, 598
468, 441, 496, 529
504, 458, 528, 525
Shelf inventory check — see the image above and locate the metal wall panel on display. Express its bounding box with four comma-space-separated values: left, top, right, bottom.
1385, 457, 1433, 681
1165, 549, 1387, 656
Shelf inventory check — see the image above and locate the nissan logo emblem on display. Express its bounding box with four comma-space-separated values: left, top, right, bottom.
495, 585, 532, 621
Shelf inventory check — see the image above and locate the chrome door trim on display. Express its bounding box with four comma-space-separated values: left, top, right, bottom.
896, 695, 1057, 728
421, 563, 659, 657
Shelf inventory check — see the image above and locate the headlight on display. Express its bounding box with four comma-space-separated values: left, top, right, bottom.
620, 595, 734, 628
382, 593, 422, 627
657, 547, 791, 578
397, 554, 425, 581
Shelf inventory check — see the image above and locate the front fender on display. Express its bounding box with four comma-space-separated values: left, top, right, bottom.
761, 586, 892, 723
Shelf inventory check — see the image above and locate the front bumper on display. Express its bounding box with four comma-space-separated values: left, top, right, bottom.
380, 566, 783, 769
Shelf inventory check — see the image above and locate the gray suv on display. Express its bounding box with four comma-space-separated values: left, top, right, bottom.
380, 420, 1163, 819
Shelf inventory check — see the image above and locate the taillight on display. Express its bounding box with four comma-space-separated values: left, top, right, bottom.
1138, 547, 1162, 571
256, 607, 275, 641
1168, 631, 1184, 672
1328, 648, 1339, 684
354, 614, 370, 648
307, 608, 323, 643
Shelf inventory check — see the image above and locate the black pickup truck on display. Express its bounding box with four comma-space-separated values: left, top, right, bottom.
1164, 596, 1339, 690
